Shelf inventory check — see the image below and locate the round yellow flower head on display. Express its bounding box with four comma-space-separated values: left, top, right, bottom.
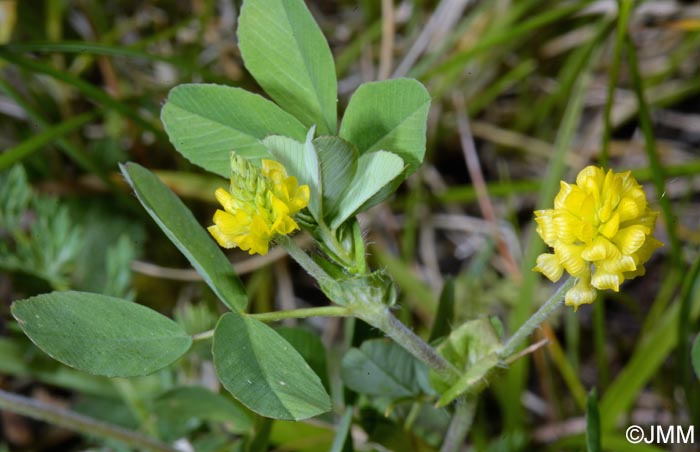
533, 166, 662, 309
208, 154, 310, 255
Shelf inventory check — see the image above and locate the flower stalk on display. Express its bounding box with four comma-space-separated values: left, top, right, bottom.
499, 276, 574, 359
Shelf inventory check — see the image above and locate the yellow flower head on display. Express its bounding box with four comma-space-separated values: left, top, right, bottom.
533, 166, 662, 309
208, 154, 310, 255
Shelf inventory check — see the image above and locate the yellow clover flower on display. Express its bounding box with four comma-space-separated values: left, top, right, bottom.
208, 154, 310, 255
534, 166, 662, 309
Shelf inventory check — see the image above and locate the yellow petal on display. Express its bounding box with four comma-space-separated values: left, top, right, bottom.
290, 184, 310, 213
624, 265, 646, 279
635, 209, 659, 232
598, 212, 619, 239
262, 159, 287, 180
613, 225, 648, 255
555, 243, 588, 277
565, 277, 597, 309
238, 215, 272, 255
576, 221, 595, 244
270, 193, 291, 217
600, 169, 615, 196
554, 181, 573, 210
273, 215, 299, 235
207, 225, 238, 249
215, 188, 237, 212
578, 194, 597, 222
591, 268, 622, 291
581, 236, 621, 262
575, 166, 604, 189
630, 235, 663, 266
561, 186, 587, 215
597, 255, 637, 274
616, 197, 640, 222
213, 209, 249, 235
279, 176, 299, 201
535, 211, 558, 246
579, 167, 604, 207
553, 211, 579, 244
533, 253, 564, 282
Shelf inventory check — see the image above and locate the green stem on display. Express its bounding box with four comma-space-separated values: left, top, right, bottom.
0, 389, 175, 452
192, 329, 215, 342
277, 235, 337, 288
192, 306, 352, 342
284, 232, 458, 383
357, 305, 460, 383
249, 306, 351, 322
440, 396, 477, 452
500, 277, 574, 358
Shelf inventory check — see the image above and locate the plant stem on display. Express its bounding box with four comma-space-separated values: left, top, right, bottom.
440, 396, 477, 452
191, 329, 215, 342
0, 389, 175, 452
192, 306, 352, 341
277, 235, 337, 288
358, 305, 460, 383
249, 306, 352, 322
284, 232, 458, 382
500, 277, 574, 358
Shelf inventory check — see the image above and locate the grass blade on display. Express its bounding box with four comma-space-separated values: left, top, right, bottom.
0, 48, 165, 140
624, 36, 681, 266
0, 111, 96, 170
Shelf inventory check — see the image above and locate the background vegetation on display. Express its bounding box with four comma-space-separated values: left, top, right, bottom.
1, 0, 699, 450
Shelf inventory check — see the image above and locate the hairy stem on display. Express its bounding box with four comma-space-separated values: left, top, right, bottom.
440, 396, 477, 452
0, 389, 175, 452
283, 235, 459, 381
249, 306, 352, 322
192, 306, 352, 341
500, 277, 574, 358
277, 235, 337, 288
358, 305, 460, 383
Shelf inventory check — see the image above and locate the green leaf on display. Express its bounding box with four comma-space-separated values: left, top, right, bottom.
586, 388, 602, 452
154, 386, 253, 440
692, 334, 700, 381
213, 313, 331, 420
430, 318, 502, 397
11, 291, 191, 377
339, 78, 430, 174
121, 163, 247, 311
263, 128, 322, 220
276, 326, 330, 391
313, 136, 358, 220
329, 151, 404, 229
436, 354, 499, 407
340, 339, 432, 399
161, 84, 307, 177
238, 0, 337, 135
